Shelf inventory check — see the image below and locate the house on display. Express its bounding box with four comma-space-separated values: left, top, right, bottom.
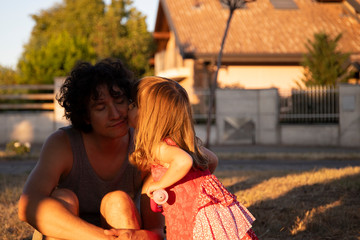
152, 0, 360, 104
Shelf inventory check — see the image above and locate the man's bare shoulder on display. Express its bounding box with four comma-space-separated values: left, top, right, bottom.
42, 129, 71, 152
21, 129, 74, 197
39, 128, 73, 172
47, 128, 68, 140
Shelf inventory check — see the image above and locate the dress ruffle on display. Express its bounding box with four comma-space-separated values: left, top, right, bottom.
192, 175, 256, 239
197, 174, 239, 208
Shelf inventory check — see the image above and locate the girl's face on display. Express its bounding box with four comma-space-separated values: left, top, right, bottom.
128, 102, 138, 129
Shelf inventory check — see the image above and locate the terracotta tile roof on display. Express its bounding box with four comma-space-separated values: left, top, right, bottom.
352, 0, 360, 5
157, 0, 360, 58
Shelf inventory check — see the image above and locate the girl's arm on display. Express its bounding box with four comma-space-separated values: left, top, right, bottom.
146, 143, 193, 197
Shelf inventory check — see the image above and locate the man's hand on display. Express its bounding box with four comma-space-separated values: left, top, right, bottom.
104, 229, 134, 239
104, 228, 163, 240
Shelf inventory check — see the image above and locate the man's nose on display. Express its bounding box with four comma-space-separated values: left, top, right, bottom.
109, 103, 121, 119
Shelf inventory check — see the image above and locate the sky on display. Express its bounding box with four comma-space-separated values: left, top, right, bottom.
0, 0, 159, 69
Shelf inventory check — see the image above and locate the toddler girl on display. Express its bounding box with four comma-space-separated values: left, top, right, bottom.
129, 76, 258, 240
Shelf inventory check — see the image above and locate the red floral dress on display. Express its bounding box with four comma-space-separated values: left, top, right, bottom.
151, 139, 258, 240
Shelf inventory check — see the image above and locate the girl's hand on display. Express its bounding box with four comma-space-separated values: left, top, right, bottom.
146, 182, 161, 198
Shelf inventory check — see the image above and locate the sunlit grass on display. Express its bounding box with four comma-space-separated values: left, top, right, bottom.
238, 166, 360, 206
290, 199, 341, 235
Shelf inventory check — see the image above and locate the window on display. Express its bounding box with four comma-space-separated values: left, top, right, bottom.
270, 0, 298, 9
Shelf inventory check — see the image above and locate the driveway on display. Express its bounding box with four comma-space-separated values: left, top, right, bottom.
216, 158, 360, 171
1, 157, 360, 175
0, 160, 37, 175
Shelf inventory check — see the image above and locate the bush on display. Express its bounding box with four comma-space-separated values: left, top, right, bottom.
5, 140, 31, 155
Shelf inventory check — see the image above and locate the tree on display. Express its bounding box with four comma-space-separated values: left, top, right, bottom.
17, 0, 154, 84
0, 65, 19, 85
300, 32, 353, 88
205, 0, 250, 147
93, 1, 154, 77
18, 31, 95, 84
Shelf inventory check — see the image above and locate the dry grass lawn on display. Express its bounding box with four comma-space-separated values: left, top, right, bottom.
217, 166, 360, 240
0, 174, 33, 240
1, 165, 360, 239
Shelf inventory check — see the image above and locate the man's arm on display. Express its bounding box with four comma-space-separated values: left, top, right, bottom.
200, 146, 219, 173
18, 130, 112, 240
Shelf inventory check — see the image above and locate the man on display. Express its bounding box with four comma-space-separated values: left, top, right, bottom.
18, 58, 164, 240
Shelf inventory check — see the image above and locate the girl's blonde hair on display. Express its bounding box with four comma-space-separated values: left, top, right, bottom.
130, 76, 209, 171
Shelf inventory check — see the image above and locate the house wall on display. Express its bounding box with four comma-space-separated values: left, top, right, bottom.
155, 33, 198, 104
154, 32, 183, 74
218, 65, 304, 91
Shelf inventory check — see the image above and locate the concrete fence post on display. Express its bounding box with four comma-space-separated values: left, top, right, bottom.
339, 84, 360, 147
216, 88, 279, 145
54, 77, 70, 130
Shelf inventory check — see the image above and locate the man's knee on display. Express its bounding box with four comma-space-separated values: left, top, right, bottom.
100, 191, 140, 229
101, 191, 135, 216
51, 188, 79, 215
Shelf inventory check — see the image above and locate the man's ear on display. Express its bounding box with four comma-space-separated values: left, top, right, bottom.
84, 112, 91, 125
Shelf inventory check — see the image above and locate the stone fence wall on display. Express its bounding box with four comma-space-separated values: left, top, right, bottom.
216, 84, 360, 147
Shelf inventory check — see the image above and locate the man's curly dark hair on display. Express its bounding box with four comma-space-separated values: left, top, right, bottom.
57, 58, 134, 133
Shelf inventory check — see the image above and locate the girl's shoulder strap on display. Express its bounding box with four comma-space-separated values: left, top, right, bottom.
164, 137, 177, 147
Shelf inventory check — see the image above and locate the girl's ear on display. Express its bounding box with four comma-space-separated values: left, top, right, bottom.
128, 102, 137, 110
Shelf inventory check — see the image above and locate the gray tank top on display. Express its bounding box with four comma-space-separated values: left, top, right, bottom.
58, 126, 142, 226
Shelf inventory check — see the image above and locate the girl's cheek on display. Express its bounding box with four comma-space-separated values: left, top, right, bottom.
128, 108, 138, 128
